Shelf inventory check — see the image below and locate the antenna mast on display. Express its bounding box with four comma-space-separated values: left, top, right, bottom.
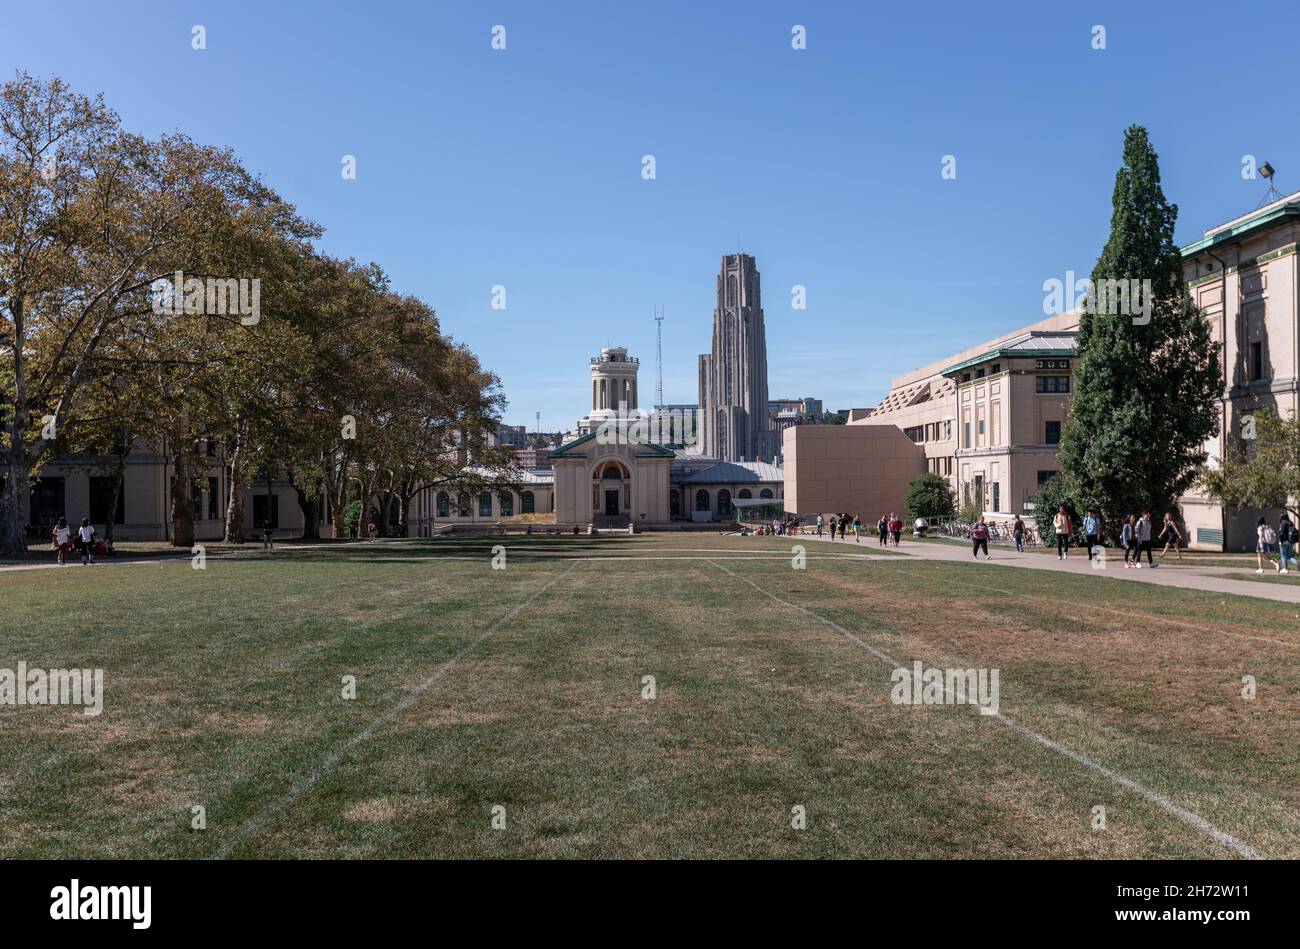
654, 306, 665, 410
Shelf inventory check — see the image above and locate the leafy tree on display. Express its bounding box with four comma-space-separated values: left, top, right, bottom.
1057, 125, 1221, 532
904, 472, 954, 519
1200, 409, 1300, 520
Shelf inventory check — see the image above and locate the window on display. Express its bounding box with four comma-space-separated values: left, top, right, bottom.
991, 363, 1000, 374
252, 493, 279, 529
975, 368, 985, 379
1035, 376, 1070, 393
208, 477, 219, 521
1036, 470, 1056, 487
436, 491, 450, 517
29, 477, 65, 531
963, 422, 971, 448
498, 492, 513, 517
978, 419, 985, 435
717, 489, 732, 518
992, 483, 1000, 512
521, 491, 535, 514
669, 489, 681, 517
904, 425, 923, 443
696, 489, 710, 512
760, 488, 773, 499
457, 493, 471, 517
479, 492, 492, 517
1045, 421, 1061, 445
738, 489, 752, 499
1251, 341, 1263, 381
89, 476, 125, 525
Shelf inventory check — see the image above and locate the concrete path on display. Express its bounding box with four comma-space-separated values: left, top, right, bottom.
802, 532, 1300, 605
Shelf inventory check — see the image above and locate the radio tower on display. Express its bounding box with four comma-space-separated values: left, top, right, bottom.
654, 305, 665, 410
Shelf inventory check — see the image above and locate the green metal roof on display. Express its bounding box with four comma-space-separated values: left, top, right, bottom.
1180, 199, 1300, 257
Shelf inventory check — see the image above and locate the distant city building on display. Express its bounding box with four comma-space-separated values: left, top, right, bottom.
768, 397, 824, 435
698, 254, 774, 462
512, 447, 553, 470
496, 424, 528, 448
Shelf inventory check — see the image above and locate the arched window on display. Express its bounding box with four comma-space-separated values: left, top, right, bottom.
457, 492, 471, 517
738, 489, 752, 499
602, 465, 623, 480
521, 491, 535, 514
760, 488, 773, 500
479, 491, 492, 517
669, 489, 681, 517
717, 489, 732, 518
436, 491, 449, 517
499, 492, 514, 517
695, 489, 710, 512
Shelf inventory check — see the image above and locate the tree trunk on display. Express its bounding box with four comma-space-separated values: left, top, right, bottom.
170, 448, 195, 548
103, 449, 130, 543
0, 455, 31, 559
295, 482, 320, 540
224, 442, 245, 543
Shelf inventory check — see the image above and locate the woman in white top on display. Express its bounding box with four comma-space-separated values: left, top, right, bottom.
52, 517, 71, 565
77, 517, 96, 565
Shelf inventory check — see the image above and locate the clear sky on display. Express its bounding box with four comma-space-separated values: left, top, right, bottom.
5, 0, 1298, 428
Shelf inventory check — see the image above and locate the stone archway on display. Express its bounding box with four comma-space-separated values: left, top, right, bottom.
592, 458, 632, 526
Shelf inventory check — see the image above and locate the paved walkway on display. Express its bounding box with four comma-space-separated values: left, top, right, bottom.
803, 532, 1300, 605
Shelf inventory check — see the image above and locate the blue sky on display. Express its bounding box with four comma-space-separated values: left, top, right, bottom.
5, 0, 1298, 428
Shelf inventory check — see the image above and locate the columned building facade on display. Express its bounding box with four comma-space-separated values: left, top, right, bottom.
698, 254, 774, 462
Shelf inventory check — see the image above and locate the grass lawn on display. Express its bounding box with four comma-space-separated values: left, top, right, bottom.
1, 533, 1296, 859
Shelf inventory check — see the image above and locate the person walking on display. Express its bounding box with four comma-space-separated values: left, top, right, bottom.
1121, 515, 1136, 568
877, 515, 888, 546
1158, 513, 1183, 561
852, 514, 862, 543
52, 516, 71, 566
1083, 509, 1101, 561
1256, 515, 1275, 574
971, 515, 990, 559
1012, 514, 1024, 553
828, 514, 837, 541
816, 513, 824, 537
1053, 504, 1072, 560
77, 517, 96, 565
889, 513, 903, 546
1278, 513, 1297, 574
838, 515, 847, 540
1135, 511, 1155, 568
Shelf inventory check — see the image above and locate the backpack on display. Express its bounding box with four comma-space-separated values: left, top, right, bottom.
1263, 525, 1277, 545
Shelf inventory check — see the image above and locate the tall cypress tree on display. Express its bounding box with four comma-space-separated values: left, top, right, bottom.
1058, 126, 1221, 529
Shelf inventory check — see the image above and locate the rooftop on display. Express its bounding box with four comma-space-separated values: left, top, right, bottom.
942, 331, 1077, 377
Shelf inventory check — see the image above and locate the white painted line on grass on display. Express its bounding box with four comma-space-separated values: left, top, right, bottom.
209, 560, 581, 859
708, 559, 1266, 860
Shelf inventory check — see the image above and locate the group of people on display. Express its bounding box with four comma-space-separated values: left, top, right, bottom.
1049, 506, 1184, 567
1255, 512, 1299, 575
755, 515, 802, 536
808, 512, 904, 545
50, 517, 112, 565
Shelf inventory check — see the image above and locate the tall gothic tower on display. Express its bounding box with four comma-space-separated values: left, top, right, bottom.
698, 253, 773, 461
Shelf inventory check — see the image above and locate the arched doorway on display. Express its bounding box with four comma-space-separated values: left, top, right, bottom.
592, 459, 632, 522
717, 489, 733, 518
669, 489, 681, 517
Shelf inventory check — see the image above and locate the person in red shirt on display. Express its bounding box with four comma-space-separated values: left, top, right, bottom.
971, 515, 990, 559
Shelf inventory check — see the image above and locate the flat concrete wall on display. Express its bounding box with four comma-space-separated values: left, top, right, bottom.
783, 424, 924, 517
